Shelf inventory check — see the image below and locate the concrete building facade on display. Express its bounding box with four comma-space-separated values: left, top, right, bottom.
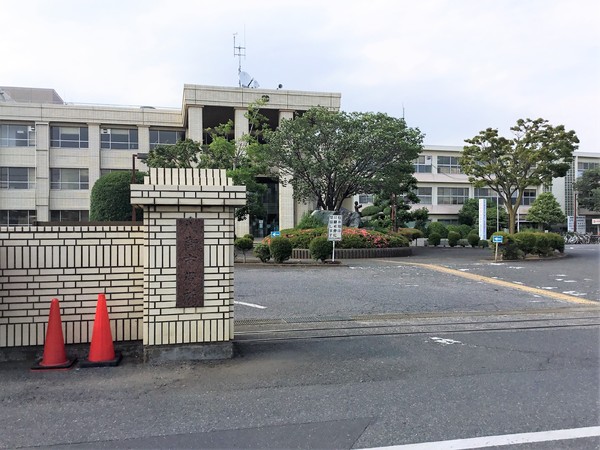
1, 85, 598, 232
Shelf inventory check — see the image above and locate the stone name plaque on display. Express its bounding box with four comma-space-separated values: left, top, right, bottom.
176, 218, 204, 307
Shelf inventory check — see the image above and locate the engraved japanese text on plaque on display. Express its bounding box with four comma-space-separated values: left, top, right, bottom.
176, 218, 204, 307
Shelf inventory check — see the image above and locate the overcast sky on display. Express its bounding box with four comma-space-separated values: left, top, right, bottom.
2, 0, 598, 152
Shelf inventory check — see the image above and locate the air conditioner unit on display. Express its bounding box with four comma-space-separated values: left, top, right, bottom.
101, 128, 111, 134
424, 155, 432, 165
27, 126, 35, 132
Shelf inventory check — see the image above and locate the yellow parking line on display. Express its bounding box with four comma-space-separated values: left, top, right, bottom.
377, 260, 599, 306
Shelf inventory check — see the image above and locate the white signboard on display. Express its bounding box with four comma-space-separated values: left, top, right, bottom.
328, 215, 343, 241
567, 216, 586, 233
592, 218, 600, 225
478, 199, 487, 240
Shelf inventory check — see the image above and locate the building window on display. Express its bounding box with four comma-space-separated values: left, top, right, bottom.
0, 167, 35, 189
413, 155, 433, 173
438, 187, 469, 205
520, 189, 537, 206
50, 126, 89, 148
50, 168, 89, 190
415, 187, 432, 204
100, 168, 128, 177
577, 161, 599, 178
0, 210, 37, 225
0, 123, 35, 147
358, 194, 374, 204
50, 210, 89, 222
149, 129, 184, 149
474, 187, 500, 203
437, 156, 463, 174
101, 128, 138, 150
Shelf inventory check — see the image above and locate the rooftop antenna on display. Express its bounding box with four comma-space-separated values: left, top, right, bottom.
233, 31, 260, 88
233, 32, 246, 87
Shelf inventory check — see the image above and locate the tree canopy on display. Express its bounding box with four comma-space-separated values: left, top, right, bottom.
573, 167, 600, 212
461, 118, 578, 233
145, 99, 274, 221
264, 107, 424, 212
90, 171, 145, 221
526, 192, 566, 230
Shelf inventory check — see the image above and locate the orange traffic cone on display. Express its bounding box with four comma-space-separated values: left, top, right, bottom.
31, 298, 76, 370
80, 293, 122, 367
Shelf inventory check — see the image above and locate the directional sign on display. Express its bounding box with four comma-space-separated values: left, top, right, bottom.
270, 231, 280, 237
492, 235, 503, 244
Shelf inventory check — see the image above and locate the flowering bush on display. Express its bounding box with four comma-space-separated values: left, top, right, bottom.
261, 227, 410, 249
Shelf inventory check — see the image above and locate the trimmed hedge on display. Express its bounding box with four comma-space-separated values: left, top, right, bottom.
269, 237, 293, 263
90, 171, 145, 221
309, 237, 333, 262
490, 231, 564, 260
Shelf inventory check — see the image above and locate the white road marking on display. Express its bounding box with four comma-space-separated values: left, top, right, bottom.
361, 425, 600, 449
541, 286, 557, 290
562, 291, 587, 297
234, 301, 267, 309
563, 280, 577, 283
508, 266, 524, 269
512, 281, 524, 285
430, 337, 462, 345
459, 269, 470, 272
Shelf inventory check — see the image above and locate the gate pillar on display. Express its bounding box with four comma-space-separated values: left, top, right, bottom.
131, 168, 246, 361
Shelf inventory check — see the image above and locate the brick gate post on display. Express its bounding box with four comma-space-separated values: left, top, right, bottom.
131, 168, 246, 361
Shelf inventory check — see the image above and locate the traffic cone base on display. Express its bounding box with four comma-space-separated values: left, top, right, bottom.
31, 357, 77, 371
80, 351, 122, 368
80, 293, 122, 368
31, 298, 76, 371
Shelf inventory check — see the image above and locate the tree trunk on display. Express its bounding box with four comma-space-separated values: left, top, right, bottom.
507, 206, 516, 234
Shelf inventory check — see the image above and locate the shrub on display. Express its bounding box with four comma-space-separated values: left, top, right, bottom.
458, 224, 474, 238
428, 232, 441, 246
90, 171, 145, 221
534, 234, 553, 257
491, 232, 522, 260
284, 228, 327, 248
446, 225, 462, 237
361, 205, 382, 217
340, 233, 368, 249
243, 234, 254, 240
234, 237, 254, 262
479, 239, 489, 248
427, 222, 448, 238
457, 239, 468, 247
269, 237, 292, 263
253, 243, 271, 263
297, 211, 325, 229
547, 232, 564, 253
448, 231, 461, 247
396, 228, 424, 241
514, 232, 537, 256
309, 237, 333, 262
467, 233, 480, 248
387, 235, 409, 247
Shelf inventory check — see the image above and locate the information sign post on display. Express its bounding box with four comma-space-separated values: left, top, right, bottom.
328, 215, 343, 262
492, 235, 503, 262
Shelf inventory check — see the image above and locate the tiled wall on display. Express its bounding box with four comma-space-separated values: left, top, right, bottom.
0, 226, 144, 348
0, 168, 246, 353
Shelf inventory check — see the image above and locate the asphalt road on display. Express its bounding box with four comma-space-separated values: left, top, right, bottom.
1, 244, 598, 449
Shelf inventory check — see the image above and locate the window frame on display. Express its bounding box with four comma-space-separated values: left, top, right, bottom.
0, 123, 36, 147
149, 129, 185, 149
437, 187, 470, 205
436, 156, 463, 174
50, 125, 89, 149
0, 167, 35, 189
100, 127, 139, 150
50, 168, 89, 190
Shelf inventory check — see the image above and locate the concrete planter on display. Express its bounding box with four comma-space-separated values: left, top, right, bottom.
292, 247, 412, 259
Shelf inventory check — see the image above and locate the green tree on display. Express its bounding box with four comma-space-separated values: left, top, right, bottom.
526, 192, 566, 230
461, 118, 578, 233
146, 139, 200, 168
90, 171, 145, 221
573, 167, 600, 212
145, 99, 274, 222
264, 107, 424, 211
